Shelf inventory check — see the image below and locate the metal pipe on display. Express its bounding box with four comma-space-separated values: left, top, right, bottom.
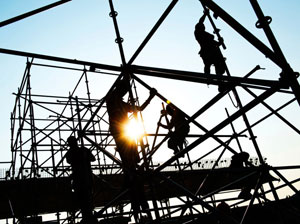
0, 0, 71, 28
249, 0, 300, 106
244, 88, 300, 135
108, 0, 127, 65
128, 0, 178, 65
0, 48, 122, 73
132, 64, 284, 88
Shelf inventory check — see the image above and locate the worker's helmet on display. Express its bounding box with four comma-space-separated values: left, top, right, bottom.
166, 104, 174, 115
67, 136, 77, 145
116, 77, 131, 97
195, 22, 205, 31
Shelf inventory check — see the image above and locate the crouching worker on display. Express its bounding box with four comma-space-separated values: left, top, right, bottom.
229, 151, 252, 200
158, 104, 190, 155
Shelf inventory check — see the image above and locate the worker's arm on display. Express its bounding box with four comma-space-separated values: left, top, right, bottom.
158, 122, 169, 130
158, 116, 174, 130
136, 88, 157, 111
199, 9, 209, 24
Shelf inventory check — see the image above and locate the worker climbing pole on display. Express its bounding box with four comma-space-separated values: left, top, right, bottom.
107, 1, 163, 222
194, 7, 227, 92
199, 0, 226, 50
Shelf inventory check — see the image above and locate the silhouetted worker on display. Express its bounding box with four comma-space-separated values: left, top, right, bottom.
158, 104, 190, 155
106, 76, 156, 221
229, 151, 252, 200
129, 167, 152, 222
229, 151, 249, 168
106, 76, 156, 169
65, 136, 97, 224
216, 201, 231, 224
194, 10, 226, 92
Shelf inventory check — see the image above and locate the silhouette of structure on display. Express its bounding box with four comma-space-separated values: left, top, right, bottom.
0, 0, 300, 223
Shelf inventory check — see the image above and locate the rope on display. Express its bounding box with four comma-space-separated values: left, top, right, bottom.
228, 91, 239, 108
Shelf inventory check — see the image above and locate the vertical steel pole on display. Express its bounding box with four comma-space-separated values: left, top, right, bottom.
249, 0, 300, 106
108, 0, 127, 65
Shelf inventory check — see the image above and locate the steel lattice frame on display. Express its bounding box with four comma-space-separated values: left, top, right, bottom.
2, 0, 300, 223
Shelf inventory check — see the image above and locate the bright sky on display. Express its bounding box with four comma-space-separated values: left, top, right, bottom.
0, 0, 299, 201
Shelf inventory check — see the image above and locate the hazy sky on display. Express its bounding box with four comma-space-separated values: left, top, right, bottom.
0, 0, 299, 199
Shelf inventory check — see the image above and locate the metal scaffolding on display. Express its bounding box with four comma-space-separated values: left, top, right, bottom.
1, 0, 300, 223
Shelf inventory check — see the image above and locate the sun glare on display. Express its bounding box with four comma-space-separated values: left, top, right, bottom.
124, 118, 144, 140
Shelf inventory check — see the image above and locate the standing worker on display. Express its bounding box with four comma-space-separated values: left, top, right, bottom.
106, 76, 156, 171
65, 136, 98, 224
194, 10, 226, 92
106, 76, 156, 222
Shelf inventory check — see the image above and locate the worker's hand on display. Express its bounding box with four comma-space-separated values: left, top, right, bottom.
150, 88, 157, 97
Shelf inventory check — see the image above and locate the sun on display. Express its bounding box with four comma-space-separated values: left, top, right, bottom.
124, 118, 145, 141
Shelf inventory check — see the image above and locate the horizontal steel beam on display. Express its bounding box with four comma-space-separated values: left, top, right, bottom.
132, 64, 287, 89
0, 48, 122, 73
0, 48, 288, 89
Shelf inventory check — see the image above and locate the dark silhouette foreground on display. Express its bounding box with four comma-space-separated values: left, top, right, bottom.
65, 136, 97, 223
230, 151, 252, 200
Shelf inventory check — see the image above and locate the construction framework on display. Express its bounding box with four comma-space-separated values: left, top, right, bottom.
0, 0, 300, 223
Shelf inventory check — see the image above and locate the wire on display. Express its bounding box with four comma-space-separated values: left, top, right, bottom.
228, 91, 239, 108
